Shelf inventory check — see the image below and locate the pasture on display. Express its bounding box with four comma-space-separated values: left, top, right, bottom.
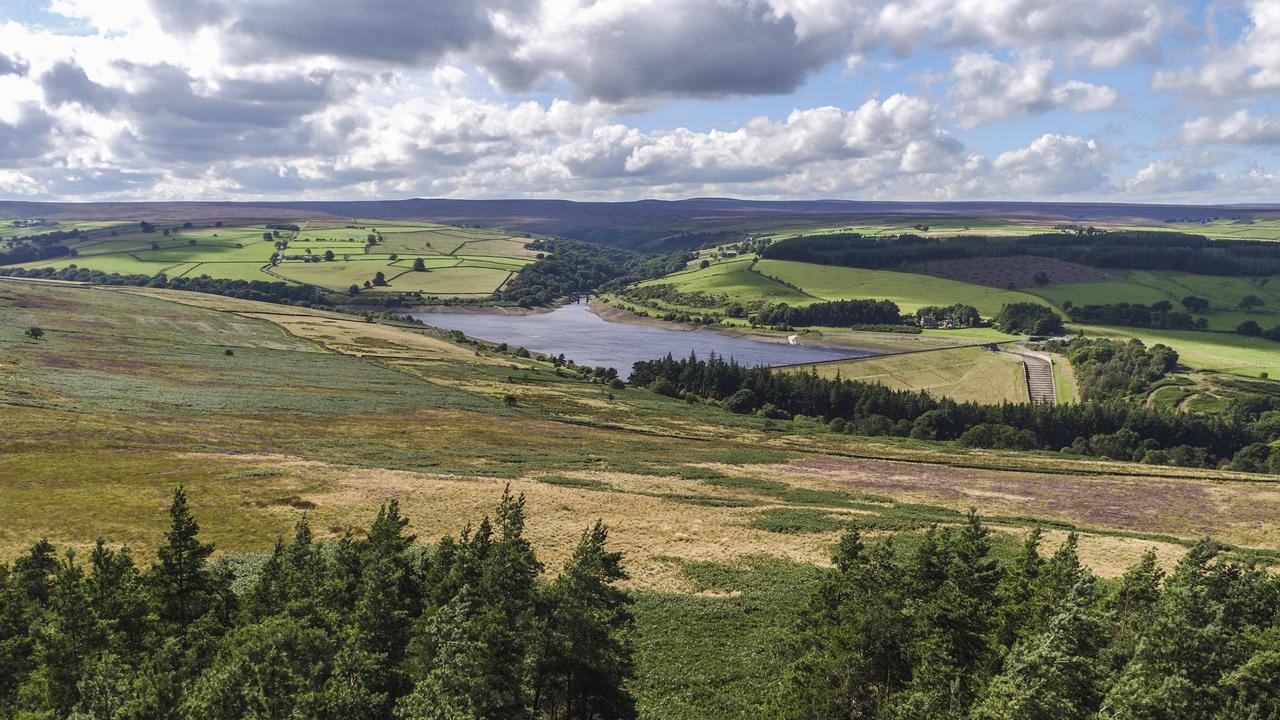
1031, 270, 1280, 331
634, 256, 813, 305
8, 219, 538, 299
1081, 325, 1280, 377
783, 345, 1030, 404
753, 259, 1056, 316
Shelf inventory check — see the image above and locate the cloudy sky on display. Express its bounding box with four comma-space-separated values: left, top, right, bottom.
0, 0, 1278, 202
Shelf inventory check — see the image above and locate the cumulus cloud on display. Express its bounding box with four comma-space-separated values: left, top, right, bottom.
0, 104, 55, 162
1118, 155, 1280, 203
1181, 110, 1280, 146
992, 134, 1109, 196
484, 0, 842, 101
930, 0, 1171, 67
948, 53, 1117, 127
1153, 0, 1280, 98
148, 0, 524, 66
0, 0, 1258, 203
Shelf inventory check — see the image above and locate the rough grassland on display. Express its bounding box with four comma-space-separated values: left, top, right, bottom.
783, 346, 1030, 404
4, 278, 1279, 719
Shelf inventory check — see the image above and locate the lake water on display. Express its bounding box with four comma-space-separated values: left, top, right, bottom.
409, 301, 871, 377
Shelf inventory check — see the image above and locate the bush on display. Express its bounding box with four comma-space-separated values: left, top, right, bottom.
724, 388, 757, 414
958, 423, 1038, 450
648, 378, 680, 397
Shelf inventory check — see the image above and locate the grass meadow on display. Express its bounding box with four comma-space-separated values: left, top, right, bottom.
782, 345, 1031, 404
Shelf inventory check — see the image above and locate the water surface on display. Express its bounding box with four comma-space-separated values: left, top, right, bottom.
410, 301, 871, 377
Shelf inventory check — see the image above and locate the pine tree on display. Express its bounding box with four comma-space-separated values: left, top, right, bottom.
994, 528, 1045, 650
1100, 540, 1250, 720
971, 577, 1108, 720
772, 532, 912, 720
532, 521, 636, 720
888, 512, 1001, 719
151, 487, 217, 629
16, 549, 105, 716
1101, 549, 1164, 672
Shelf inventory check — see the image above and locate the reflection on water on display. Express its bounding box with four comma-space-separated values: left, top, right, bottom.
410, 300, 872, 377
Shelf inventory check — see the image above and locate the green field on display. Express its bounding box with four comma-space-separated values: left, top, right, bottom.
373, 265, 515, 295
1030, 270, 1280, 331
1173, 219, 1280, 241
1080, 325, 1280, 377
9, 219, 537, 298
784, 345, 1030, 404
635, 256, 812, 305
754, 259, 1055, 316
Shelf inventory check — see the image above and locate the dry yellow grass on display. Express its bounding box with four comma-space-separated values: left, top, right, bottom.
239, 313, 480, 360
176, 454, 843, 591
788, 345, 1029, 404
995, 527, 1187, 579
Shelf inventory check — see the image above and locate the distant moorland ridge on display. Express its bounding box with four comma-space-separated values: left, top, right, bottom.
4, 198, 1280, 246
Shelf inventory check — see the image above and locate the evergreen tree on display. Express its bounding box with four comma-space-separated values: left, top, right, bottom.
971, 577, 1109, 720
1100, 540, 1267, 720
1101, 549, 1164, 672
532, 521, 636, 720
772, 532, 911, 719
994, 528, 1045, 650
151, 487, 218, 629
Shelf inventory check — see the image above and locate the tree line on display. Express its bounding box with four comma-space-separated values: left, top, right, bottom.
760, 231, 1280, 276
772, 515, 1280, 719
1067, 302, 1205, 331
628, 352, 1275, 470
0, 487, 635, 719
0, 266, 331, 308
498, 239, 691, 307
750, 299, 903, 328
0, 228, 82, 265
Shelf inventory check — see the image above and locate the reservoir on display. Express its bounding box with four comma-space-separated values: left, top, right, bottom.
410, 300, 871, 377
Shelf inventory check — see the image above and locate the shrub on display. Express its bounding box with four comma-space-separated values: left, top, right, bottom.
724, 388, 757, 414
648, 378, 680, 397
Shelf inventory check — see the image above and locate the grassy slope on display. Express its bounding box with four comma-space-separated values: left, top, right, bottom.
782, 346, 1030, 404
633, 253, 1278, 382
755, 259, 1056, 316
5, 278, 1280, 718
1079, 325, 1280, 377
1030, 270, 1280, 331
635, 256, 812, 305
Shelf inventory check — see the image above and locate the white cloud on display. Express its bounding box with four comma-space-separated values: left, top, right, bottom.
1180, 109, 1280, 146
992, 134, 1109, 196
1119, 155, 1280, 203
948, 53, 1117, 127
0, 0, 1259, 204
1153, 0, 1280, 98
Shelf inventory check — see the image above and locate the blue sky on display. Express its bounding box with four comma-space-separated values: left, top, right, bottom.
0, 0, 1277, 202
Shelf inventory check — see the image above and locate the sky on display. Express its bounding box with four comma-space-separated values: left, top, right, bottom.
0, 0, 1278, 203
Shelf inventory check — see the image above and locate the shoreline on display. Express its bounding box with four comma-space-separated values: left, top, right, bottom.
588, 296, 987, 355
